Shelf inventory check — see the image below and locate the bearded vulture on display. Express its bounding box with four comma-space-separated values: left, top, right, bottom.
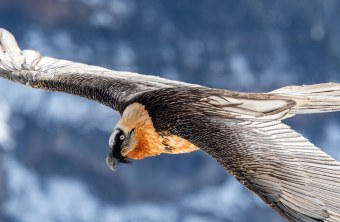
1, 28, 340, 222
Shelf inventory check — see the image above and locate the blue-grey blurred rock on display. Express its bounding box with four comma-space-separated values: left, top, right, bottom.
0, 1, 340, 222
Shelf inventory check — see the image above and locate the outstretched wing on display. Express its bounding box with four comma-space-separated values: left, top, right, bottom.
3, 27, 340, 221
0, 28, 199, 112
137, 88, 340, 222
196, 83, 340, 121
220, 120, 340, 222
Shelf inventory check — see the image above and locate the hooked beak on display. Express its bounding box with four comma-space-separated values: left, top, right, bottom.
106, 128, 131, 171
106, 155, 117, 171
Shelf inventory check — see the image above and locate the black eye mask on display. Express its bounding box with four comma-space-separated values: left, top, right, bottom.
110, 128, 130, 164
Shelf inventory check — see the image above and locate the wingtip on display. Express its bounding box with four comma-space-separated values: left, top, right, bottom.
0, 28, 6, 37
0, 28, 23, 74
0, 28, 16, 45
0, 28, 8, 35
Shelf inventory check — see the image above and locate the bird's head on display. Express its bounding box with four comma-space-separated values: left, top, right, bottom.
106, 103, 164, 170
106, 127, 134, 169
106, 102, 199, 171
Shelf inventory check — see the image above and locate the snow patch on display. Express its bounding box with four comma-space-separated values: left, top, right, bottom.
87, 0, 136, 28
181, 179, 256, 221
229, 54, 255, 88
0, 98, 14, 151
5, 157, 101, 222
4, 156, 260, 222
4, 157, 178, 222
112, 42, 137, 71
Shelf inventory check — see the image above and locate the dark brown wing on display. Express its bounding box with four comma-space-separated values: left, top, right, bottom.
0, 28, 199, 113
3, 27, 340, 221
206, 120, 340, 222
137, 88, 340, 222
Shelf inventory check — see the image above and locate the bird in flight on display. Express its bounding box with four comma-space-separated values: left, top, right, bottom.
1, 28, 340, 222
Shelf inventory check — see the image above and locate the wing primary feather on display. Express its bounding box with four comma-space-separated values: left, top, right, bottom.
3, 27, 340, 222
0, 28, 200, 112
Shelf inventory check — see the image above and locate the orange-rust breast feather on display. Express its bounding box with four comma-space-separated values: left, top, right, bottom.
162, 134, 199, 154
116, 103, 199, 160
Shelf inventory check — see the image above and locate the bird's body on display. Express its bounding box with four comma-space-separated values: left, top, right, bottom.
1, 28, 340, 222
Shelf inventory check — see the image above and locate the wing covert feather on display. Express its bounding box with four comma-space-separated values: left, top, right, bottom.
139, 89, 340, 222
188, 118, 340, 222
0, 28, 198, 112
3, 27, 340, 222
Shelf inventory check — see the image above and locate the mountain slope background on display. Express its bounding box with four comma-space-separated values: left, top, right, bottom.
1, 1, 340, 222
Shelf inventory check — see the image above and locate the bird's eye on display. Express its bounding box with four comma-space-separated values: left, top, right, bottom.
119, 134, 125, 141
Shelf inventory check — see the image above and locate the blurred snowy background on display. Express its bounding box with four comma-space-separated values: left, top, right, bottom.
1, 0, 340, 221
